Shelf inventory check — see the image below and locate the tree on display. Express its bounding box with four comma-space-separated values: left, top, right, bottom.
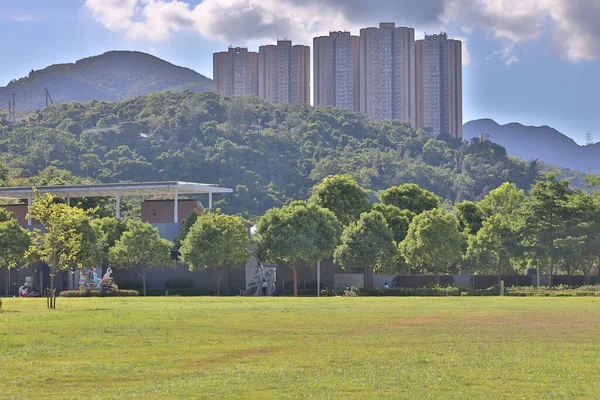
399, 208, 461, 283
465, 215, 522, 280
455, 200, 483, 236
371, 203, 413, 244
334, 210, 398, 274
91, 217, 127, 268
108, 219, 175, 296
380, 184, 439, 215
309, 174, 371, 226
0, 209, 30, 295
522, 172, 574, 285
174, 209, 200, 248
180, 212, 249, 295
254, 201, 342, 296
478, 182, 525, 219
26, 192, 99, 292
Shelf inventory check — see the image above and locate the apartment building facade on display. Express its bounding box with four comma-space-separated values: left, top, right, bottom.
416, 33, 463, 139
213, 47, 259, 96
359, 23, 416, 126
313, 31, 360, 111
258, 40, 310, 105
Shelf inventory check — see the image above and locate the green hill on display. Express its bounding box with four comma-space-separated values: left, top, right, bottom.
0, 92, 541, 217
0, 51, 212, 111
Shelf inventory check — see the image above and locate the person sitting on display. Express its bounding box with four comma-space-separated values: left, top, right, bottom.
384, 282, 390, 289
18, 284, 28, 297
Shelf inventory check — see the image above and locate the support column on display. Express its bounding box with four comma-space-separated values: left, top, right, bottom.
174, 187, 179, 223
115, 193, 121, 220
209, 192, 213, 210
317, 260, 321, 297
66, 197, 71, 207
27, 195, 32, 227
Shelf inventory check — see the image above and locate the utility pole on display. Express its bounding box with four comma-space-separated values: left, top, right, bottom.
586, 132, 594, 146
45, 88, 54, 106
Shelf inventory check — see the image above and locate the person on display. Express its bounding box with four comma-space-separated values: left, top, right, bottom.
262, 279, 268, 296
384, 282, 390, 289
18, 284, 28, 297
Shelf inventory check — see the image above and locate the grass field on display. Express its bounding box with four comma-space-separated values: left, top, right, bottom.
1, 297, 600, 399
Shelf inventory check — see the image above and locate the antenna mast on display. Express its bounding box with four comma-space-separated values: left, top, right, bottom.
45, 88, 54, 106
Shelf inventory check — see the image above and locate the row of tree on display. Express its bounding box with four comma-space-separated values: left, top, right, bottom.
250, 172, 600, 293
2, 171, 598, 298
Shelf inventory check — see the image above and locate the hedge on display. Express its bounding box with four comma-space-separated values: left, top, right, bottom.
60, 290, 139, 297
320, 286, 461, 297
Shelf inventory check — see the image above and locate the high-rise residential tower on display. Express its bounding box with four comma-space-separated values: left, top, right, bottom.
359, 23, 416, 125
313, 31, 360, 111
258, 40, 310, 105
213, 47, 258, 96
416, 33, 462, 139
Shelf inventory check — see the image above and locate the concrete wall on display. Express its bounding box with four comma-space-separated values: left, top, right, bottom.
141, 199, 204, 224
112, 263, 246, 295
373, 274, 396, 288
0, 204, 39, 227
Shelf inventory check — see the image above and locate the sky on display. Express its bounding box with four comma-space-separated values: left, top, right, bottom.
1, 0, 599, 145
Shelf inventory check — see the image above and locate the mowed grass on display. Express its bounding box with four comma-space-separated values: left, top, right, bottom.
1, 297, 599, 399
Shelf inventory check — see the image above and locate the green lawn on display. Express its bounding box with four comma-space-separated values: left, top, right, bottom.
1, 297, 599, 399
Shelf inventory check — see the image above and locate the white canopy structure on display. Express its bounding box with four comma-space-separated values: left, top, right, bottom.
0, 181, 233, 225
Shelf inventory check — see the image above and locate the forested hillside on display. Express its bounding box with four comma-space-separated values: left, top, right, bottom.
0, 51, 212, 111
0, 91, 540, 217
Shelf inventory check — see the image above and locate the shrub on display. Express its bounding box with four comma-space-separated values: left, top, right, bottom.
60, 290, 139, 297
320, 287, 341, 297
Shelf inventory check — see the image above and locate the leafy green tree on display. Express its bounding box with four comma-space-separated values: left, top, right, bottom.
25, 192, 99, 291
334, 210, 398, 274
422, 139, 451, 166
174, 209, 200, 248
399, 208, 461, 283
254, 201, 342, 296
309, 174, 371, 226
371, 203, 413, 244
522, 172, 574, 285
455, 200, 483, 236
0, 209, 31, 295
108, 219, 175, 295
478, 182, 525, 219
465, 215, 522, 280
180, 212, 249, 295
380, 184, 439, 215
91, 217, 127, 268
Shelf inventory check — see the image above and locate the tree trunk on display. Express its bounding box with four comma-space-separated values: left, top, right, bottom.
497, 260, 501, 285
291, 261, 298, 297
434, 268, 440, 285
5, 267, 9, 296
548, 255, 553, 287
215, 267, 225, 296
142, 268, 147, 296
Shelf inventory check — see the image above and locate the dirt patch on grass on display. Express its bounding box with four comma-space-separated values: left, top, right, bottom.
344, 314, 445, 336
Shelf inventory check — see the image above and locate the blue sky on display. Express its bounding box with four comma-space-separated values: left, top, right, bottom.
1, 0, 599, 144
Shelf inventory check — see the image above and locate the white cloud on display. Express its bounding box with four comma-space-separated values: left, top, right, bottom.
487, 43, 519, 65
84, 0, 600, 62
454, 36, 471, 66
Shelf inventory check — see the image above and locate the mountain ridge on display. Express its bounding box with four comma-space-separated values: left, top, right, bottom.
0, 51, 212, 111
463, 118, 600, 174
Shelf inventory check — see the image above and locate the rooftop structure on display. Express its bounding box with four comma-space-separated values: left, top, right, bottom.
0, 181, 233, 225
